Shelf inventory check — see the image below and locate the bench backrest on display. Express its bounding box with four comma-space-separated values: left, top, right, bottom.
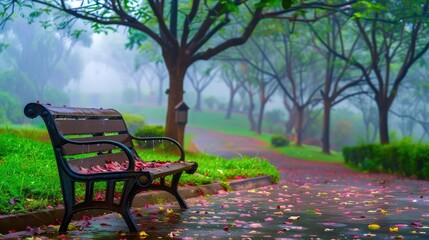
24, 103, 135, 171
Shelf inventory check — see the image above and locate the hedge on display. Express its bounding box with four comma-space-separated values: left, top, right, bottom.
342, 139, 429, 180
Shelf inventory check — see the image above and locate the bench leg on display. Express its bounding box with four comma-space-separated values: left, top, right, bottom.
122, 200, 139, 233
171, 173, 188, 209
122, 210, 138, 233
59, 210, 73, 234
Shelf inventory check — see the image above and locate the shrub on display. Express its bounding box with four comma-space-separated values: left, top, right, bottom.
123, 113, 146, 134
134, 125, 165, 148
271, 135, 289, 147
343, 140, 429, 180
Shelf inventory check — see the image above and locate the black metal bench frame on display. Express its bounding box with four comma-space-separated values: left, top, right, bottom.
24, 102, 197, 234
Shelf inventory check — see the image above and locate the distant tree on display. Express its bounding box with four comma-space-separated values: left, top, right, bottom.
238, 63, 258, 132
223, 21, 323, 143
1, 0, 357, 145
350, 90, 378, 143
0, 18, 84, 105
391, 88, 417, 138
282, 93, 296, 137
308, 13, 366, 153
264, 109, 285, 133
340, 0, 429, 144
219, 62, 241, 119
186, 63, 217, 112
277, 28, 324, 146
239, 35, 278, 134
390, 71, 429, 141
146, 61, 168, 106
110, 47, 149, 103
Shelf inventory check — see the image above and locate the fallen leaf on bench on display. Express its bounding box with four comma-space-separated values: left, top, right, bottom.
78, 159, 173, 174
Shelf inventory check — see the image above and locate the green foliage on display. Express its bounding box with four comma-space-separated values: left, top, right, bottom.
281, 0, 294, 9
123, 113, 146, 134
271, 135, 289, 147
134, 125, 165, 147
135, 125, 164, 138
343, 144, 382, 171
0, 92, 22, 124
343, 140, 429, 179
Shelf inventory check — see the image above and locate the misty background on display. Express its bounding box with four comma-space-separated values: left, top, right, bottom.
1, 17, 428, 151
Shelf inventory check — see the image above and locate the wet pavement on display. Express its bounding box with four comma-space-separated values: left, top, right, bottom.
2, 128, 429, 239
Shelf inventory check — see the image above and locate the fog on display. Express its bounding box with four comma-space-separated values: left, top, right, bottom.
1, 18, 429, 149
63, 30, 233, 108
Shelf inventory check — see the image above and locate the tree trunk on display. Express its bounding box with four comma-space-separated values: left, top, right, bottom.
247, 94, 256, 131
225, 87, 238, 119
295, 107, 304, 146
284, 105, 297, 138
164, 62, 186, 146
256, 100, 266, 134
285, 118, 294, 136
321, 100, 331, 154
378, 102, 390, 144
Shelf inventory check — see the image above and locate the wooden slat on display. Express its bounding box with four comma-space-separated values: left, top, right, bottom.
55, 119, 127, 135
62, 134, 133, 155
46, 106, 122, 118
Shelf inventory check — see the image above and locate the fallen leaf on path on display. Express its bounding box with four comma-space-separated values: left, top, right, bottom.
368, 224, 380, 230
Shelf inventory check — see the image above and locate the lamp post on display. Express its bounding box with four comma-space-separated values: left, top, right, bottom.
175, 101, 189, 146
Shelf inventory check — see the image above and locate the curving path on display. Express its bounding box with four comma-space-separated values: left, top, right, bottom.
188, 127, 429, 239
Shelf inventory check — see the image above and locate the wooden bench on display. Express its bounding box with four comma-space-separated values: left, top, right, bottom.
23, 102, 198, 234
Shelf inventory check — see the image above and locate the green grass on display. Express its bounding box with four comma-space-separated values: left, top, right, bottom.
0, 129, 279, 214
273, 144, 343, 163
0, 132, 61, 214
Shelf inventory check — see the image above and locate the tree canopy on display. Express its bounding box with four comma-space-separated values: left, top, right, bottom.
0, 0, 357, 145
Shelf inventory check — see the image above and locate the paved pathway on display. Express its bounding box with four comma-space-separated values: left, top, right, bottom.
2, 128, 429, 239
188, 128, 429, 239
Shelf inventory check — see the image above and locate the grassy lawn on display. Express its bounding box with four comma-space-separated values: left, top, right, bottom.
0, 128, 279, 214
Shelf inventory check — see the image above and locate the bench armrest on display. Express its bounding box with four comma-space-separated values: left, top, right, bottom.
61, 137, 138, 171
130, 136, 185, 161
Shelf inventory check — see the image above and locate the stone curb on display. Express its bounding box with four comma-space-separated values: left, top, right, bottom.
0, 176, 273, 234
